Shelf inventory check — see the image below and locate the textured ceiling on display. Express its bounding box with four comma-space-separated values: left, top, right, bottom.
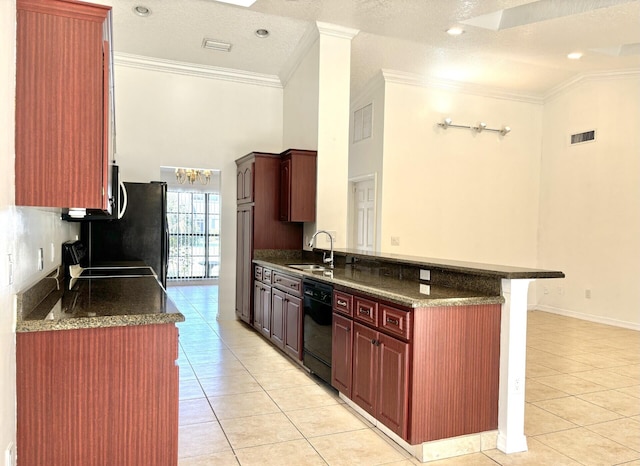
99, 0, 640, 97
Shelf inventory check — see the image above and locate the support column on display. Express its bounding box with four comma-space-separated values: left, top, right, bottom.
497, 278, 533, 454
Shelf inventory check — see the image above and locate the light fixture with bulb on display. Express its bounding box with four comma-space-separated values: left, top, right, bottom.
446, 27, 465, 36
133, 5, 151, 16
437, 118, 511, 136
175, 168, 212, 185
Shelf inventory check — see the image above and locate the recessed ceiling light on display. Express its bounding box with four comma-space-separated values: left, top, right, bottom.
214, 0, 257, 6
567, 52, 583, 60
446, 27, 465, 36
133, 5, 151, 17
255, 29, 269, 38
202, 38, 232, 52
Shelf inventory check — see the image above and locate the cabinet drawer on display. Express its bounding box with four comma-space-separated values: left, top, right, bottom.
263, 268, 272, 284
254, 265, 263, 282
379, 305, 411, 340
354, 297, 377, 326
333, 291, 353, 316
272, 272, 301, 296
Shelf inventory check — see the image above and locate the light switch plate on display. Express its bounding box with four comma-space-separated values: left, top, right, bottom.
420, 269, 431, 281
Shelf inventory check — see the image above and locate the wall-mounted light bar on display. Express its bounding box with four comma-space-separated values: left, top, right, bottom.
438, 118, 511, 136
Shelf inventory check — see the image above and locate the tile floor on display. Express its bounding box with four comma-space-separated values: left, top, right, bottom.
167, 284, 640, 466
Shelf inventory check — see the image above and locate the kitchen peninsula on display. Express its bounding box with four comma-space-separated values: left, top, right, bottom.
252, 248, 564, 462
15, 269, 184, 466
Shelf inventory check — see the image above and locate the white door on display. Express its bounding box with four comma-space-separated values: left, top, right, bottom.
353, 179, 376, 251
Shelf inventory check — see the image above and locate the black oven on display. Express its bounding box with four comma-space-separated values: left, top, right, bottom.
302, 279, 334, 384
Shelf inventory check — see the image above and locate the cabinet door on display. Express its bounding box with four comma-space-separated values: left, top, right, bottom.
235, 206, 253, 324
331, 313, 353, 396
279, 158, 291, 221
260, 285, 272, 339
253, 282, 263, 332
15, 0, 111, 209
377, 333, 409, 438
351, 322, 378, 416
237, 169, 244, 201
243, 165, 253, 202
284, 294, 302, 360
270, 288, 285, 349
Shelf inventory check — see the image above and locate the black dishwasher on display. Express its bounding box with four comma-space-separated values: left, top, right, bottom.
302, 279, 334, 384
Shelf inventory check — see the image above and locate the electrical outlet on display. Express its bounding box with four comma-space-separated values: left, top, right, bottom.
391, 236, 400, 246
420, 269, 431, 281
5, 442, 15, 466
543, 286, 549, 294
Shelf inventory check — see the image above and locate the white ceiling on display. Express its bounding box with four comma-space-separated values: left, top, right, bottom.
104, 0, 640, 97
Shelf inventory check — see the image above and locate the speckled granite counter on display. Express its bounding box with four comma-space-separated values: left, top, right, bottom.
17, 270, 184, 332
254, 257, 505, 308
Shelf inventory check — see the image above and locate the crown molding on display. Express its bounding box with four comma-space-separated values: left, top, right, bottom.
278, 23, 319, 88
544, 68, 640, 101
316, 21, 359, 40
380, 69, 545, 105
351, 71, 386, 108
114, 52, 283, 88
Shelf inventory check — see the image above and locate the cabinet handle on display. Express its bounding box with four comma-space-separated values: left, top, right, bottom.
386, 317, 399, 326
337, 299, 347, 306
370, 339, 380, 346
346, 327, 351, 333
359, 307, 370, 316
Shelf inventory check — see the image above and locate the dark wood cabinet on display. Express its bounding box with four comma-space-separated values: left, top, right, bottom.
352, 322, 379, 416
15, 0, 114, 209
270, 271, 303, 361
253, 266, 272, 339
17, 324, 179, 466
235, 152, 303, 324
279, 149, 317, 222
271, 288, 286, 349
284, 293, 302, 360
331, 313, 353, 397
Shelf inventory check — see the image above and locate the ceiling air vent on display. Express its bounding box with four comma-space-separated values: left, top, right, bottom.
570, 129, 596, 145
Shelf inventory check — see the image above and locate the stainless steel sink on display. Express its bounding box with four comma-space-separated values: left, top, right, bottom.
287, 264, 326, 272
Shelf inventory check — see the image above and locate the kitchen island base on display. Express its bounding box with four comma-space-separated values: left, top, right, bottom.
342, 393, 499, 463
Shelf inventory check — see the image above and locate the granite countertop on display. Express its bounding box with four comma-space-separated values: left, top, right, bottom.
254, 258, 505, 308
17, 271, 185, 332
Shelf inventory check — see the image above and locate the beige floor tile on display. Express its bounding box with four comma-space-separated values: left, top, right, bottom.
178, 421, 231, 459
220, 412, 303, 449
535, 427, 640, 465
534, 373, 607, 395
524, 403, 576, 436
252, 367, 318, 390
191, 360, 250, 378
483, 438, 580, 465
617, 385, 640, 399
179, 398, 216, 426
310, 428, 408, 465
572, 368, 638, 389
229, 342, 282, 360
587, 417, 640, 452
187, 348, 239, 365
533, 397, 622, 426
565, 352, 630, 369
533, 356, 595, 374
178, 451, 239, 466
422, 452, 498, 465
199, 373, 263, 397
609, 350, 640, 365
180, 378, 205, 400
240, 354, 300, 373
267, 383, 342, 412
610, 364, 640, 379
525, 362, 562, 378
208, 390, 280, 420
578, 389, 640, 416
234, 439, 327, 466
286, 403, 369, 437
525, 379, 569, 402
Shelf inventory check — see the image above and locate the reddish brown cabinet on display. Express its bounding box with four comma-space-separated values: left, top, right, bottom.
331, 312, 353, 397
279, 149, 317, 222
271, 271, 303, 361
271, 288, 286, 349
16, 323, 179, 466
236, 204, 253, 323
236, 159, 254, 204
253, 266, 272, 338
15, 0, 114, 209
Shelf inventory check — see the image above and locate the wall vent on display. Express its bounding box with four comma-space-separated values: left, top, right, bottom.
353, 103, 373, 143
570, 129, 596, 145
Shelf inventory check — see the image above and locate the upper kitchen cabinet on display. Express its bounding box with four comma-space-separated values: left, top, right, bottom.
15, 0, 114, 209
236, 158, 254, 204
279, 149, 317, 222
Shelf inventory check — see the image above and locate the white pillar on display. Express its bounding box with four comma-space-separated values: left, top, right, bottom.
497, 278, 533, 453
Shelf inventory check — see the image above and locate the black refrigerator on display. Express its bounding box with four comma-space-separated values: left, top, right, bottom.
81, 181, 169, 287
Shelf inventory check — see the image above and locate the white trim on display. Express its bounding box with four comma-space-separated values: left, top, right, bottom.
380, 69, 544, 105
351, 71, 385, 109
315, 21, 360, 40
114, 52, 283, 88
279, 23, 319, 88
530, 304, 640, 331
544, 68, 640, 102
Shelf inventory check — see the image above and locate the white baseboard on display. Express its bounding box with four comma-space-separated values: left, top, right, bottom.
529, 304, 640, 331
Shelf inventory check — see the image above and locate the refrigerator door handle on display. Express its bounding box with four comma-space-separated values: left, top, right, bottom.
118, 180, 128, 219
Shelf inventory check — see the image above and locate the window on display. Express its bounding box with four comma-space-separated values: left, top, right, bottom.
167, 191, 220, 280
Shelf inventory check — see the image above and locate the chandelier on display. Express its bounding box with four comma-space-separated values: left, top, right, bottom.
175, 168, 211, 185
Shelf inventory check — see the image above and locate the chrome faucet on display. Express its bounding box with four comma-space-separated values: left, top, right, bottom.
308, 230, 334, 269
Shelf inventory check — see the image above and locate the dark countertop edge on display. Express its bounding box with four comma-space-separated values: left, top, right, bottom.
318, 248, 565, 280
253, 259, 505, 308
16, 313, 185, 333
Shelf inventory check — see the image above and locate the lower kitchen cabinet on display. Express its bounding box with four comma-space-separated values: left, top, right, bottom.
331, 313, 353, 396
253, 280, 271, 339
352, 322, 409, 438
283, 292, 302, 360
16, 323, 179, 466
271, 288, 286, 349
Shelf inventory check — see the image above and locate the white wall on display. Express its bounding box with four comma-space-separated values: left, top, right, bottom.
379, 79, 543, 267
113, 63, 284, 319
537, 74, 640, 328
1, 0, 80, 454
